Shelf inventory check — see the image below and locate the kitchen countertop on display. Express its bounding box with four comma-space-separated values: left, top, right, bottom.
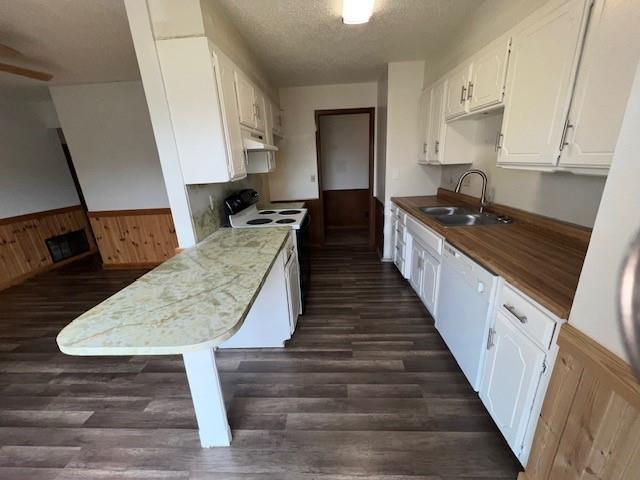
392, 193, 590, 319
56, 227, 290, 356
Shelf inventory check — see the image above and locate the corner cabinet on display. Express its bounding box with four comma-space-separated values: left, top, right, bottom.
156, 36, 247, 184
497, 0, 591, 169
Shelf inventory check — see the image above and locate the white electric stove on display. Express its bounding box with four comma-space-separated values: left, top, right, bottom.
228, 204, 308, 229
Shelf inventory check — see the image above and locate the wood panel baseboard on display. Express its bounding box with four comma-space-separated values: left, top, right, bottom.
88, 208, 178, 267
0, 205, 96, 291
523, 323, 640, 479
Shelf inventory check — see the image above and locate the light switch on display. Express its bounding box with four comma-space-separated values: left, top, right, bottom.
310, 174, 316, 183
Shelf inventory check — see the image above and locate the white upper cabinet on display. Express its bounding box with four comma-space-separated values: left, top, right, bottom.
498, 0, 591, 168
468, 38, 512, 112
444, 63, 471, 120
558, 0, 640, 174
417, 88, 431, 164
156, 37, 246, 184
427, 80, 446, 163
254, 89, 267, 133
480, 310, 546, 455
234, 71, 257, 130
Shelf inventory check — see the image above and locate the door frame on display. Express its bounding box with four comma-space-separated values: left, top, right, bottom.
314, 107, 376, 247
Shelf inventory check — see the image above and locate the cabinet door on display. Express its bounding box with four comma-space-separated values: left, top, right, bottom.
498, 0, 590, 168
559, 0, 640, 172
427, 80, 445, 163
216, 51, 247, 179
420, 251, 440, 316
234, 71, 257, 128
285, 252, 301, 333
444, 63, 471, 120
409, 242, 424, 295
254, 89, 266, 133
468, 38, 511, 112
480, 311, 546, 455
417, 88, 431, 164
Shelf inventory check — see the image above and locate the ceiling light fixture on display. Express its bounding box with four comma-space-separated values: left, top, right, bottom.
342, 0, 375, 25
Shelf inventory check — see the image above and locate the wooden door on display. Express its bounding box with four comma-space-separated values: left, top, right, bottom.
480, 311, 546, 455
498, 0, 590, 167
559, 0, 640, 172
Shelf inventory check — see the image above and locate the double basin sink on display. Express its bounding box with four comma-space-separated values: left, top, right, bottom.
419, 206, 512, 227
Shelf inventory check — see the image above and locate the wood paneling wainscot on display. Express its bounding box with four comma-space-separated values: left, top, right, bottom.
323, 188, 370, 230
521, 323, 640, 479
88, 208, 178, 268
0, 205, 96, 290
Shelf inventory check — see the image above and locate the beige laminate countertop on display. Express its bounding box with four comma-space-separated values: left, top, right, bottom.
391, 194, 590, 319
56, 227, 290, 356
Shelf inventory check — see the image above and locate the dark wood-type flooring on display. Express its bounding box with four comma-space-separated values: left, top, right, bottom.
0, 247, 521, 479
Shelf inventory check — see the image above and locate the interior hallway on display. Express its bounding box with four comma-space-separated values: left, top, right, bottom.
0, 246, 520, 478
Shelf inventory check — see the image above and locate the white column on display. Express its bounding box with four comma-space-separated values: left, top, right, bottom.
182, 348, 232, 447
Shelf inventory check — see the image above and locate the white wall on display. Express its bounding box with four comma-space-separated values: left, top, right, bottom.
269, 82, 378, 201
50, 82, 170, 212
382, 61, 442, 258
375, 69, 388, 201
320, 114, 369, 191
0, 96, 79, 219
568, 63, 640, 362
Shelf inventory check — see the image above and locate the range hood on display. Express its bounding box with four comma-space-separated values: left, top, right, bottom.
242, 130, 278, 152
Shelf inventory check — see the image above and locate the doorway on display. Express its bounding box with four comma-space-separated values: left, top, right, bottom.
315, 108, 375, 247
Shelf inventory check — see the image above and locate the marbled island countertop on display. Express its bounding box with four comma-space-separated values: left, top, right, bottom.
57, 227, 290, 356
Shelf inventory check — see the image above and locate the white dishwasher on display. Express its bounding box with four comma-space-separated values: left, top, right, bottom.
436, 243, 498, 391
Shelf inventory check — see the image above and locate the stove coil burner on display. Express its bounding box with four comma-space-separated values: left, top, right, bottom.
276, 218, 295, 224
246, 218, 273, 225
259, 210, 276, 214
278, 210, 301, 215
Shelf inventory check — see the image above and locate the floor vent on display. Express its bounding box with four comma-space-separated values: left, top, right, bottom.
46, 229, 90, 263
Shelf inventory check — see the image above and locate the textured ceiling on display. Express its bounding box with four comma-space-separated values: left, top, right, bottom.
215, 0, 484, 87
0, 0, 139, 95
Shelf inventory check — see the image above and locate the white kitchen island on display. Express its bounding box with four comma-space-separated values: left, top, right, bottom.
56, 227, 291, 447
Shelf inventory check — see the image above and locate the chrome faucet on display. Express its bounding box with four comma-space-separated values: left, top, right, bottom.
455, 169, 488, 213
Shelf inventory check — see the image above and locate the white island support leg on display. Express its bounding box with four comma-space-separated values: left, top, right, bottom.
183, 348, 232, 447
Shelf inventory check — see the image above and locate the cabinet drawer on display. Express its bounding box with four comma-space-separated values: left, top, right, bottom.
498, 283, 557, 349
406, 216, 443, 257
393, 222, 406, 241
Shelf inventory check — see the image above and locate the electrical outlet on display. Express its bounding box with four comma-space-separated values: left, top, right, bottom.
310, 174, 316, 183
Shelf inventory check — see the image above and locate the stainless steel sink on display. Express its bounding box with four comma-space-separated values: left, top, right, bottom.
419, 206, 474, 216
434, 213, 503, 226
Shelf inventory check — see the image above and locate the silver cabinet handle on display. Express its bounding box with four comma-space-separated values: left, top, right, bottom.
487, 328, 495, 350
503, 304, 527, 323
423, 142, 428, 154
434, 140, 440, 154
460, 85, 467, 104
467, 81, 473, 100
559, 119, 574, 151
495, 132, 503, 152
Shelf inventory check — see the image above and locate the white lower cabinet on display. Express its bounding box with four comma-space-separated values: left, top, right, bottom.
284, 247, 301, 334
480, 310, 546, 456
410, 241, 440, 316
